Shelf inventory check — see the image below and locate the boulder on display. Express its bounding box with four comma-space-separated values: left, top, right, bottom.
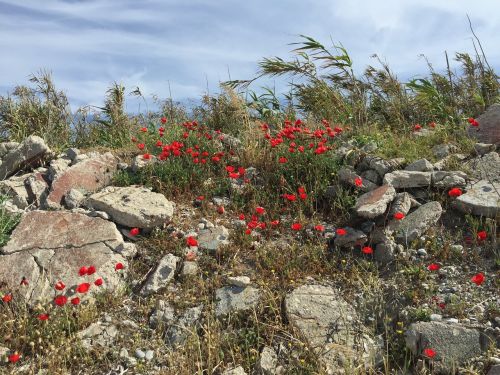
0, 174, 31, 208
467, 104, 500, 145
388, 192, 420, 217
405, 159, 433, 172
87, 186, 174, 229
466, 152, 500, 183
0, 136, 50, 180
387, 201, 442, 243
198, 225, 230, 252
354, 185, 396, 218
45, 152, 117, 208
77, 320, 118, 348
338, 167, 378, 192
64, 189, 86, 209
474, 143, 496, 156
285, 284, 381, 372
452, 180, 500, 218
0, 211, 128, 306
405, 321, 487, 371
432, 171, 468, 188
383, 171, 432, 189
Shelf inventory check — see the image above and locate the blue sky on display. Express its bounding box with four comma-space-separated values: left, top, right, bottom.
0, 0, 498, 111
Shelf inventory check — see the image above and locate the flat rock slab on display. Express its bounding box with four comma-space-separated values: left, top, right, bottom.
383, 171, 431, 189
467, 104, 500, 145
285, 284, 380, 371
198, 226, 230, 252
466, 152, 500, 183
0, 211, 127, 305
452, 180, 500, 218
87, 186, 174, 229
354, 185, 396, 218
45, 152, 117, 208
215, 285, 260, 317
432, 171, 468, 188
388, 201, 442, 243
405, 321, 486, 370
0, 136, 50, 180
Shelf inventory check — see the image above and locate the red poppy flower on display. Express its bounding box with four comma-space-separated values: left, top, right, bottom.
362, 246, 373, 254
291, 223, 302, 231
414, 124, 422, 131
87, 266, 96, 275
55, 281, 65, 291
156, 140, 163, 147
79, 266, 88, 276
8, 353, 20, 363
115, 262, 124, 271
225, 165, 235, 173
423, 348, 436, 358
140, 127, 148, 132
270, 219, 280, 226
228, 172, 240, 179
283, 193, 297, 201
393, 212, 405, 220
238, 213, 245, 220
354, 177, 363, 187
299, 193, 307, 200
161, 117, 167, 124
336, 228, 347, 236
244, 229, 252, 235
314, 225, 325, 232
427, 263, 440, 271
468, 117, 479, 127
217, 206, 225, 214
448, 188, 463, 197
186, 236, 198, 247
279, 157, 288, 164
2, 294, 12, 303
471, 272, 485, 285
129, 227, 140, 236
196, 195, 205, 201
143, 153, 151, 160
476, 231, 487, 241
38, 313, 49, 321
255, 207, 265, 215
238, 167, 246, 176
54, 295, 68, 306
71, 297, 80, 305
298, 145, 305, 152
94, 278, 103, 286
76, 283, 90, 293
137, 143, 145, 150
297, 186, 306, 194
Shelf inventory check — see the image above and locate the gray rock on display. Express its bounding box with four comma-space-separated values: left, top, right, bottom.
362, 156, 404, 177
388, 201, 442, 244
0, 211, 128, 306
453, 180, 500, 218
405, 159, 434, 172
140, 254, 180, 296
433, 153, 468, 171
66, 148, 80, 161
165, 305, 203, 347
145, 350, 154, 361
0, 345, 9, 359
0, 141, 19, 158
374, 236, 396, 264
64, 188, 85, 209
48, 156, 72, 182
0, 174, 31, 208
360, 169, 382, 185
25, 170, 49, 207
432, 171, 468, 188
0, 136, 50, 180
77, 321, 118, 347
388, 192, 419, 217
432, 143, 458, 159
467, 103, 500, 145
182, 261, 199, 276
354, 185, 396, 218
338, 167, 378, 192
222, 366, 247, 375
198, 225, 229, 252
227, 276, 251, 288
215, 285, 260, 317
87, 186, 174, 229
256, 346, 278, 375
334, 227, 367, 248
131, 154, 157, 172
383, 171, 432, 189
488, 365, 500, 375
474, 143, 496, 156
285, 284, 382, 372
135, 349, 146, 359
149, 300, 175, 329
405, 321, 487, 369
467, 152, 500, 183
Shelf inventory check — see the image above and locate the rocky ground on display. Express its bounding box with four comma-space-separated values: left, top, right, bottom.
0, 109, 498, 375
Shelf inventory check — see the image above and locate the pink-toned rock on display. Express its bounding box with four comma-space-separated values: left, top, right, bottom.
0, 211, 127, 306
354, 185, 396, 218
45, 152, 117, 208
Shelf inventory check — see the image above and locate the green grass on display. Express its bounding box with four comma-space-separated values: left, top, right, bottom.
0, 195, 21, 246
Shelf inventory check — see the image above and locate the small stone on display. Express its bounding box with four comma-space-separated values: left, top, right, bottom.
474, 143, 496, 156
430, 314, 442, 321
256, 346, 278, 375
222, 366, 248, 375
182, 261, 198, 276
145, 350, 154, 361
215, 285, 260, 317
227, 276, 251, 287
140, 254, 180, 296
64, 188, 85, 209
417, 249, 427, 257
135, 349, 146, 359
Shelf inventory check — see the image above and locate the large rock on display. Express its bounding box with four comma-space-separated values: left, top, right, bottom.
387, 201, 442, 243
405, 321, 487, 370
45, 152, 118, 208
334, 227, 367, 248
338, 167, 378, 192
388, 192, 420, 217
0, 136, 50, 180
0, 211, 127, 305
0, 174, 31, 208
87, 186, 174, 229
466, 152, 500, 183
285, 284, 381, 372
140, 253, 180, 296
405, 159, 433, 172
215, 285, 260, 317
383, 171, 432, 189
452, 180, 500, 218
360, 156, 404, 177
467, 104, 500, 145
432, 171, 468, 188
354, 185, 396, 218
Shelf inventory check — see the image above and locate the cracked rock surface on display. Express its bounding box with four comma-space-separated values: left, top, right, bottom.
0, 211, 128, 305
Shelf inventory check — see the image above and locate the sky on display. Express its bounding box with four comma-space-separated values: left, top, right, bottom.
0, 0, 499, 112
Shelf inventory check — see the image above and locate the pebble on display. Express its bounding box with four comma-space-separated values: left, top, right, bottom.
228, 276, 251, 287
135, 349, 146, 359
446, 318, 459, 324
450, 244, 463, 252
145, 350, 154, 361
417, 248, 427, 257
430, 314, 442, 321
